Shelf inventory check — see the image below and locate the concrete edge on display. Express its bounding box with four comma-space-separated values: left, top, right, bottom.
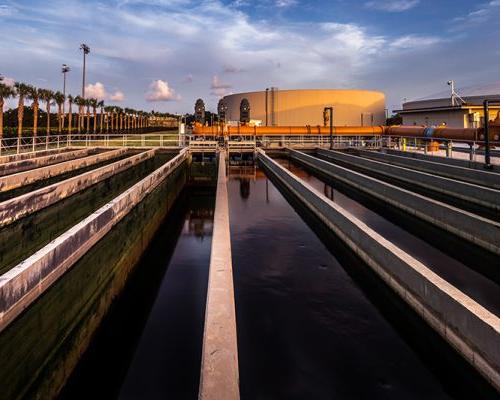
387, 148, 500, 173
316, 148, 500, 211
0, 147, 129, 192
199, 150, 240, 400
289, 149, 500, 256
0, 148, 189, 333
0, 148, 97, 176
374, 149, 500, 187
0, 149, 158, 228
257, 148, 500, 391
0, 146, 77, 164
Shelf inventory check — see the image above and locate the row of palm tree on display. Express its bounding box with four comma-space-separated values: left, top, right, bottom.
0, 79, 152, 139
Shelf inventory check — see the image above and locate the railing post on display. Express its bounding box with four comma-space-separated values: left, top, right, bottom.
45, 135, 49, 150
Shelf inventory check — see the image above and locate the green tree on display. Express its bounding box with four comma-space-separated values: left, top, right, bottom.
53, 91, 65, 134
39, 89, 54, 135
67, 94, 74, 134
14, 82, 32, 137
0, 82, 16, 139
28, 86, 41, 136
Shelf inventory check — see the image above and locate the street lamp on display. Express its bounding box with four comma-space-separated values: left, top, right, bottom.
61, 64, 70, 115
79, 44, 90, 98
324, 106, 334, 150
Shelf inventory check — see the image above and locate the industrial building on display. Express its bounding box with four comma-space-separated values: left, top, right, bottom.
397, 94, 500, 129
220, 89, 386, 127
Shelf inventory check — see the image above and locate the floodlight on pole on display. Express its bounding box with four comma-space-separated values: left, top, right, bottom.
61, 64, 70, 114
80, 44, 90, 99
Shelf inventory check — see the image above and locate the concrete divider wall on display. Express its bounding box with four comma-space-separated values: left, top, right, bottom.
317, 148, 500, 212
0, 149, 157, 228
0, 147, 76, 165
258, 149, 500, 390
0, 148, 97, 176
199, 151, 240, 400
289, 149, 500, 255
0, 153, 188, 400
0, 148, 188, 333
0, 148, 129, 192
373, 149, 500, 182
384, 149, 500, 173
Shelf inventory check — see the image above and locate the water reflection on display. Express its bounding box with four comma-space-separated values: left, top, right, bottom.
59, 189, 215, 400
228, 170, 459, 399
276, 157, 500, 316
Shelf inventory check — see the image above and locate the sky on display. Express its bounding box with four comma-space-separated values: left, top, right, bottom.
1, 0, 500, 114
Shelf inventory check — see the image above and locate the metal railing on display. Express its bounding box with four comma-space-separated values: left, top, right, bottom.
0, 133, 182, 156
258, 135, 384, 149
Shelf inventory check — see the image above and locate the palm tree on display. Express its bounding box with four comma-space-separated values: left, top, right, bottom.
98, 100, 105, 133
53, 91, 65, 134
74, 96, 84, 134
85, 99, 91, 133
67, 94, 74, 134
14, 82, 32, 138
124, 108, 130, 130
0, 82, 16, 139
89, 98, 98, 133
39, 89, 54, 136
104, 106, 113, 132
28, 86, 41, 137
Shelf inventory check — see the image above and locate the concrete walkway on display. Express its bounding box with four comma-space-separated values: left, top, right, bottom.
199, 151, 240, 400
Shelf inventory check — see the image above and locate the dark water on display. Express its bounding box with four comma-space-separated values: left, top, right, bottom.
228, 167, 492, 400
276, 158, 500, 316
59, 188, 215, 400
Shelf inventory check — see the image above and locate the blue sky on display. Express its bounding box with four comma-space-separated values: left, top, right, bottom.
1, 0, 499, 113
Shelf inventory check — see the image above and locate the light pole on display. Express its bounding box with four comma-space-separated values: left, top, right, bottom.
80, 44, 90, 98
61, 64, 70, 115
324, 106, 333, 150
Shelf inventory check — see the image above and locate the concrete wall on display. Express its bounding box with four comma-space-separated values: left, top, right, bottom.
0, 148, 128, 192
258, 149, 500, 391
359, 149, 500, 187
0, 148, 97, 176
223, 89, 386, 126
0, 149, 157, 228
401, 110, 468, 128
288, 150, 500, 255
0, 147, 76, 164
0, 149, 188, 333
317, 149, 500, 213
0, 154, 188, 400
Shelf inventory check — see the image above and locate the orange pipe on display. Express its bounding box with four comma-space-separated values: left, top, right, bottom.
192, 123, 499, 142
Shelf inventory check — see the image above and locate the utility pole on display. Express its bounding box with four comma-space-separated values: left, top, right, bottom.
324, 106, 333, 150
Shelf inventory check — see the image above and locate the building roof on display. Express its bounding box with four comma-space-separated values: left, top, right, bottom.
394, 83, 500, 113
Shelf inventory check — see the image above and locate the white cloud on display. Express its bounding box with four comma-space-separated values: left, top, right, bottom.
110, 91, 125, 101
84, 82, 125, 102
1, 76, 15, 87
85, 82, 107, 100
275, 0, 297, 7
210, 75, 232, 97
0, 4, 16, 16
365, 0, 419, 12
390, 35, 442, 49
145, 80, 180, 101
223, 65, 245, 73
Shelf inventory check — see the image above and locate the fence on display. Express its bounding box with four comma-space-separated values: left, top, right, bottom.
0, 133, 182, 156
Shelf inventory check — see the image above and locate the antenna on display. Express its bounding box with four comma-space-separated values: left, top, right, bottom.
447, 80, 466, 106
